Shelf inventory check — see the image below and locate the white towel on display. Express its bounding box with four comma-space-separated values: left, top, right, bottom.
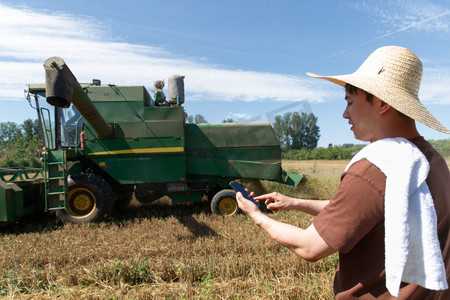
345, 137, 448, 297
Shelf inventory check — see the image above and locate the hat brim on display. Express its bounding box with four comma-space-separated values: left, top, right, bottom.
306, 72, 450, 134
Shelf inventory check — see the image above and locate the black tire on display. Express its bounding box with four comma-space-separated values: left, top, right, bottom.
56, 172, 115, 224
113, 184, 134, 209
210, 189, 240, 216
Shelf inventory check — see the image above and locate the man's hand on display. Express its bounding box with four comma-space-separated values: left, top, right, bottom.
236, 191, 261, 217
236, 190, 335, 261
254, 192, 293, 213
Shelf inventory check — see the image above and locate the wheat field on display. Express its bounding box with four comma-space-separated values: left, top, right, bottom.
1, 160, 347, 299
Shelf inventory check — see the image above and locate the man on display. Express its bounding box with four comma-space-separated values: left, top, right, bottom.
153, 80, 167, 106
236, 46, 450, 299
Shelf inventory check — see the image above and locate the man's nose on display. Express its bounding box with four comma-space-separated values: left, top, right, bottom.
343, 106, 350, 119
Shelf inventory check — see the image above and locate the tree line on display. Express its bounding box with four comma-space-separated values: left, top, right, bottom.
188, 111, 322, 151
0, 119, 42, 167
273, 112, 320, 150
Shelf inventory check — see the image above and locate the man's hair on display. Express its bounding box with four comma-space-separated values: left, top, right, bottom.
345, 83, 373, 104
345, 83, 411, 120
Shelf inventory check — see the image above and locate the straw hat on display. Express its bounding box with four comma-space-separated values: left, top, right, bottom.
307, 46, 450, 134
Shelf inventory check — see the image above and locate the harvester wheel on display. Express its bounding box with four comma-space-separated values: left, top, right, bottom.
56, 172, 115, 223
210, 189, 240, 216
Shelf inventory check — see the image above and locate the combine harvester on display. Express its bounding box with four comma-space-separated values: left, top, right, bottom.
0, 57, 302, 224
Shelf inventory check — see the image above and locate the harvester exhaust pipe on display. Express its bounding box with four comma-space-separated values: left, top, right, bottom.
44, 56, 113, 138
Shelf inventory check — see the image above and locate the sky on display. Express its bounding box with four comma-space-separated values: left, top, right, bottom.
0, 0, 449, 147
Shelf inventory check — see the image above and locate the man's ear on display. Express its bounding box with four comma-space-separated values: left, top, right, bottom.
377, 98, 391, 115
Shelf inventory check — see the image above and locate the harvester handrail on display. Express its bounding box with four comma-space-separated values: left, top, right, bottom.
0, 167, 44, 182
40, 107, 54, 149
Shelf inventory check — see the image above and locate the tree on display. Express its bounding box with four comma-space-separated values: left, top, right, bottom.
0, 119, 42, 167
273, 112, 320, 150
222, 118, 236, 123
0, 122, 21, 147
21, 119, 40, 141
187, 114, 208, 124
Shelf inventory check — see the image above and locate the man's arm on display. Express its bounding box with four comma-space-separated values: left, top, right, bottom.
254, 192, 329, 216
236, 192, 335, 262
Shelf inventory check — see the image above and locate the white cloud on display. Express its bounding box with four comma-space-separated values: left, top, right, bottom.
354, 0, 450, 33
420, 67, 450, 105
1, 3, 448, 108
226, 112, 253, 121
0, 3, 331, 104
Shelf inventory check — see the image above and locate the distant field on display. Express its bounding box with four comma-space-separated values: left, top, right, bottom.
281, 158, 450, 200
284, 158, 450, 177
279, 160, 349, 201
283, 159, 349, 178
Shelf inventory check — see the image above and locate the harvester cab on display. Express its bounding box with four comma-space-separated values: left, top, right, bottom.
7, 56, 303, 224
26, 83, 84, 151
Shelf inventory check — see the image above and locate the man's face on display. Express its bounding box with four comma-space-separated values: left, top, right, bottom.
343, 89, 379, 142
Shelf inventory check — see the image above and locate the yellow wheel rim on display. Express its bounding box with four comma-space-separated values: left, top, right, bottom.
73, 193, 91, 211
67, 187, 96, 218
218, 197, 238, 215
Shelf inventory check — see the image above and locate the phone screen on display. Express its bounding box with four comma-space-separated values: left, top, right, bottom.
229, 181, 260, 207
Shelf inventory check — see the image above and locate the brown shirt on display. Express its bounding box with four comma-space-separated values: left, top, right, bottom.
313, 137, 450, 299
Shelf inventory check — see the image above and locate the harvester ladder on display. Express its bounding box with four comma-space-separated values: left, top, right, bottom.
44, 150, 67, 210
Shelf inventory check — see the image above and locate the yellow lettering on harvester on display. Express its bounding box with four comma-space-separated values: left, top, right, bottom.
87, 147, 184, 156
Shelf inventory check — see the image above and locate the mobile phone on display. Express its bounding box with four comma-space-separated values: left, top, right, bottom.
229, 181, 260, 207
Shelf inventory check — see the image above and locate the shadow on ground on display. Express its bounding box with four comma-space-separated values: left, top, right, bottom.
0, 197, 217, 236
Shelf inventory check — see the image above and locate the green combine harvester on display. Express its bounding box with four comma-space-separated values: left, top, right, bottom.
0, 57, 302, 224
